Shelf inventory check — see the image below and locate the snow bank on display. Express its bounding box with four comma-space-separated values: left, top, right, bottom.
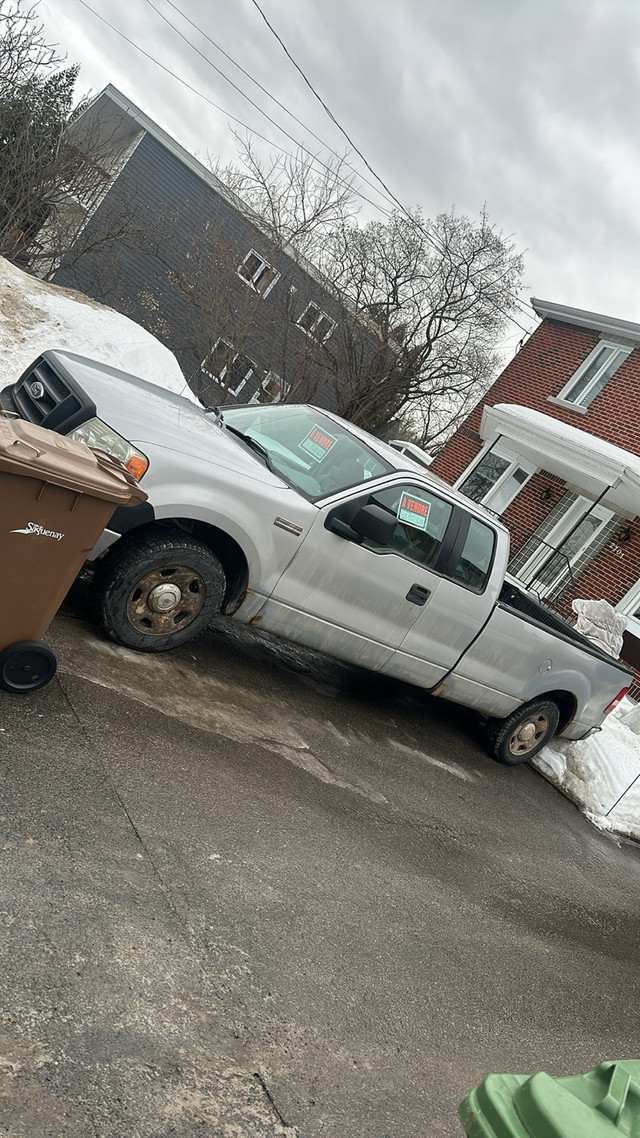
0, 257, 199, 404
534, 700, 640, 842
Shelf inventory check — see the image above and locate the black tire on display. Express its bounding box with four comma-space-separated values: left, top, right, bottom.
95, 532, 226, 652
0, 641, 57, 693
485, 698, 560, 766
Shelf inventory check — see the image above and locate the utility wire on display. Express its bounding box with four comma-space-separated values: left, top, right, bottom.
149, 0, 398, 215
146, 0, 393, 217
76, 0, 534, 336
74, 0, 393, 219
248, 0, 408, 222
248, 0, 533, 333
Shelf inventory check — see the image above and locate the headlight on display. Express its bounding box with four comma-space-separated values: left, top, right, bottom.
68, 417, 148, 480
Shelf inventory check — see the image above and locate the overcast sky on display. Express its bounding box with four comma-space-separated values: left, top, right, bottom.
37, 0, 640, 350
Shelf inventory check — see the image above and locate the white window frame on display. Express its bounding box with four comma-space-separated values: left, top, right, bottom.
296, 301, 336, 343
551, 340, 631, 411
454, 441, 536, 514
248, 371, 288, 404
517, 497, 613, 597
617, 578, 640, 639
237, 249, 280, 298
201, 338, 256, 398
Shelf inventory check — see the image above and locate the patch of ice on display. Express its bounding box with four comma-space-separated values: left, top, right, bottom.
387, 738, 477, 782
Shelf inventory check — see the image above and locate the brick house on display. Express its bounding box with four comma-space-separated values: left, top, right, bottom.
430, 298, 640, 687
43, 85, 386, 411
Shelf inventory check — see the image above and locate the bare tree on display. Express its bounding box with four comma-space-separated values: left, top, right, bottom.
0, 0, 62, 91
209, 143, 524, 440
212, 134, 359, 257
0, 0, 125, 269
316, 206, 524, 441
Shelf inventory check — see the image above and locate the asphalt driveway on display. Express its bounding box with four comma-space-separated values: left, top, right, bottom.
1, 595, 639, 1138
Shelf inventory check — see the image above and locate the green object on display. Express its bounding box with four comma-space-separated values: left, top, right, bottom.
458, 1061, 640, 1138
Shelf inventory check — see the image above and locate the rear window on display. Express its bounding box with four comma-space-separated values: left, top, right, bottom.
451, 517, 495, 592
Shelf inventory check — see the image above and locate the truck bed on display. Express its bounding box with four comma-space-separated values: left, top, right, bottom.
498, 581, 628, 674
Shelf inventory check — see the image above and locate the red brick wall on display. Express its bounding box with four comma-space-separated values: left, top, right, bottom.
501, 472, 567, 556
554, 526, 640, 617
431, 317, 640, 486
431, 315, 640, 695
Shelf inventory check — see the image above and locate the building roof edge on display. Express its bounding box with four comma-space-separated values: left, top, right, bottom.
531, 297, 640, 343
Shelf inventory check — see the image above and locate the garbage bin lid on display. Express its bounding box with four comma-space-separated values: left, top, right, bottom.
512, 1061, 640, 1137
460, 1062, 640, 1138
0, 416, 147, 506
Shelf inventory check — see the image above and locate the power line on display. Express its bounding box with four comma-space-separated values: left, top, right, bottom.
149, 0, 397, 216
75, 0, 533, 336
74, 0, 394, 219
248, 0, 533, 332
248, 0, 444, 248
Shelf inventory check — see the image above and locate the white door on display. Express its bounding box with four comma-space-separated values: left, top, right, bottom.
258, 479, 455, 678
517, 497, 612, 597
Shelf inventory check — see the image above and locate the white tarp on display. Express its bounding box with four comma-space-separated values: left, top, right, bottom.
571, 598, 627, 658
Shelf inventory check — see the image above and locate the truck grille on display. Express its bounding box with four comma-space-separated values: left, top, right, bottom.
10, 355, 95, 433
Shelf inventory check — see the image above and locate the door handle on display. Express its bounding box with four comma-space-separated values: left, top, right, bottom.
406, 584, 431, 606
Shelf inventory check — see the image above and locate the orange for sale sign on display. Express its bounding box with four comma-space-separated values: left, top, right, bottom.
397, 492, 430, 530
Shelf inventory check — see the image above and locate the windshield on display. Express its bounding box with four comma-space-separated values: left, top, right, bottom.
219, 404, 393, 498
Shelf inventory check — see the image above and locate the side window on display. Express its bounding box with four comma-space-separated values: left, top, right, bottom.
237, 250, 280, 297
451, 517, 495, 592
296, 302, 336, 342
363, 484, 453, 569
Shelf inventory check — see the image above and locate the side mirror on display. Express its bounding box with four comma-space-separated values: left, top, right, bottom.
326, 515, 362, 541
325, 501, 398, 544
351, 503, 397, 544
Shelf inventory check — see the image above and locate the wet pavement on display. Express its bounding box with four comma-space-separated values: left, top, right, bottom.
1, 589, 639, 1137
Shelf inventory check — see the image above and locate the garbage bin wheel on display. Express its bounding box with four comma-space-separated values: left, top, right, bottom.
95, 532, 226, 652
485, 698, 560, 765
0, 641, 57, 693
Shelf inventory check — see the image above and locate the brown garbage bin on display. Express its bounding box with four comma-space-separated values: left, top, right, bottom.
0, 414, 147, 693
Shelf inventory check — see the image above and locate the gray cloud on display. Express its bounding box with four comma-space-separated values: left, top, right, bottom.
36, 0, 640, 337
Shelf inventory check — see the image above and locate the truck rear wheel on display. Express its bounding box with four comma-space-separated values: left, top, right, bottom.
95, 533, 225, 652
486, 698, 560, 765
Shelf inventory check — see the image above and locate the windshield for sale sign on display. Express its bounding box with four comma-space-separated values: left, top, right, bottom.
397, 492, 431, 531
300, 425, 338, 463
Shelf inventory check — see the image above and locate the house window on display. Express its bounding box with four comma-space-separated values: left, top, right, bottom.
249, 371, 288, 404
456, 443, 534, 514
237, 250, 280, 297
554, 341, 631, 409
296, 302, 336, 343
201, 338, 256, 398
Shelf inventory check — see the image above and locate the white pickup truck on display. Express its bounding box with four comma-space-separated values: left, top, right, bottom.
1, 350, 632, 764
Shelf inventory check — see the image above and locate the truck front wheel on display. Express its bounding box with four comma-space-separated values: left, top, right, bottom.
95, 533, 226, 652
485, 698, 560, 765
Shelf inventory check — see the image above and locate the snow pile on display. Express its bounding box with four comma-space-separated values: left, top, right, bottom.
0, 257, 199, 404
534, 700, 640, 842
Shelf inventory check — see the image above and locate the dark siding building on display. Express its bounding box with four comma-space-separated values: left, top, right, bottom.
49, 86, 384, 410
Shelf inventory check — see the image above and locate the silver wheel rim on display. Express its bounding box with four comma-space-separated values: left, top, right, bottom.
507, 711, 551, 757
126, 564, 206, 636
